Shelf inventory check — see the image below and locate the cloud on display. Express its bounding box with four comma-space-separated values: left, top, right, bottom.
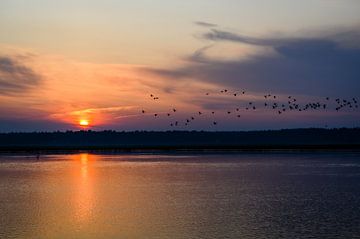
68, 106, 136, 116
0, 118, 73, 132
146, 28, 360, 97
194, 21, 218, 28
203, 29, 279, 46
0, 55, 42, 95
202, 28, 360, 48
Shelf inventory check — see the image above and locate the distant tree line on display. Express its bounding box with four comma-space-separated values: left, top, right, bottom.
0, 128, 359, 150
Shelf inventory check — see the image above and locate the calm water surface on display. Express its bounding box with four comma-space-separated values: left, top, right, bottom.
0, 153, 360, 239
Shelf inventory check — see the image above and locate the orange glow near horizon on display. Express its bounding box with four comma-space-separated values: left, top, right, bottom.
79, 120, 89, 127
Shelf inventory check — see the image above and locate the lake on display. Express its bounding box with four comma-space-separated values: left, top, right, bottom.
1, 153, 360, 238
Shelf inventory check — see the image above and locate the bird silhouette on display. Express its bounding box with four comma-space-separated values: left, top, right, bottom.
144, 88, 359, 129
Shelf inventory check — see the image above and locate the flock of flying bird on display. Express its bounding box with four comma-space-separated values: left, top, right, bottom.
143, 90, 359, 127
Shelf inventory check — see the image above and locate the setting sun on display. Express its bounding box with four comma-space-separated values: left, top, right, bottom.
79, 120, 89, 127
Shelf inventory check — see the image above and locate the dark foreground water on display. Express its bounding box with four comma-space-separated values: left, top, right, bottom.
0, 153, 360, 239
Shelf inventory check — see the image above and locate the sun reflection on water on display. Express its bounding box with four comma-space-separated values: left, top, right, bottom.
80, 153, 88, 178
74, 153, 95, 225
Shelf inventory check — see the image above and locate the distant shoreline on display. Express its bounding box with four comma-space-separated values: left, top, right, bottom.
0, 144, 359, 154
1, 128, 359, 154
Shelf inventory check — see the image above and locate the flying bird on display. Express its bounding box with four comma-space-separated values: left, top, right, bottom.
144, 88, 359, 129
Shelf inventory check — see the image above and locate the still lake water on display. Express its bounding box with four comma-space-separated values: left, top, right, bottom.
0, 153, 360, 239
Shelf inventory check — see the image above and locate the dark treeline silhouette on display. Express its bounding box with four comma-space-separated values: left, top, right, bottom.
0, 128, 359, 151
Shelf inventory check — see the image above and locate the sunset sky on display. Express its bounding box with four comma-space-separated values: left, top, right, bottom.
1, 0, 360, 132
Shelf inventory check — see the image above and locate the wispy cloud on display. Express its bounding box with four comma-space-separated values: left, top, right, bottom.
194, 21, 218, 28
69, 106, 136, 116
51, 106, 137, 121
0, 55, 42, 95
203, 29, 279, 46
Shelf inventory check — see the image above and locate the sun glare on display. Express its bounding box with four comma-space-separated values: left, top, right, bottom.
79, 120, 89, 127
